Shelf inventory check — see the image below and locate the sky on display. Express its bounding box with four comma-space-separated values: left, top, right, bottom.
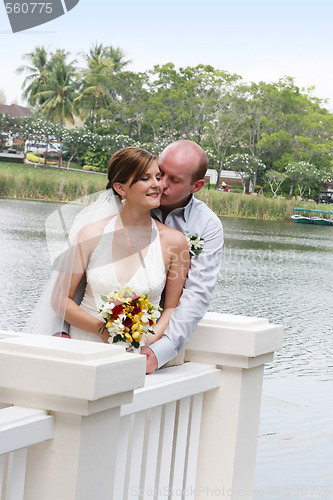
0, 0, 333, 109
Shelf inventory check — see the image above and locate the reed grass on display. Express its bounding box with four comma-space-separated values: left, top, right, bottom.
196, 189, 319, 221
0, 162, 106, 202
0, 163, 321, 220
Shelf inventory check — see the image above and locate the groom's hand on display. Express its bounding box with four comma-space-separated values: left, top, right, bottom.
141, 347, 158, 374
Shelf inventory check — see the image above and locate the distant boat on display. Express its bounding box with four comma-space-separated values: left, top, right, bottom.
291, 208, 333, 226
312, 217, 332, 226
291, 214, 312, 224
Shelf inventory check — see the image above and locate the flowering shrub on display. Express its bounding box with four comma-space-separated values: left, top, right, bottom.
26, 152, 58, 166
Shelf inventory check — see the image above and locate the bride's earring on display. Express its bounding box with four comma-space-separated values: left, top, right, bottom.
121, 197, 126, 206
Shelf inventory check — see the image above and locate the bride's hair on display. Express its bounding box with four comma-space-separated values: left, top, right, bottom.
106, 147, 157, 196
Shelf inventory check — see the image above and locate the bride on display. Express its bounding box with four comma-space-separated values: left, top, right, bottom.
43, 147, 189, 347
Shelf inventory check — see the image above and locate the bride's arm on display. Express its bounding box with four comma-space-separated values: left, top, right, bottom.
52, 224, 106, 341
145, 230, 190, 347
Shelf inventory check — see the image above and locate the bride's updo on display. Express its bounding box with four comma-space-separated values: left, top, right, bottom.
106, 147, 157, 197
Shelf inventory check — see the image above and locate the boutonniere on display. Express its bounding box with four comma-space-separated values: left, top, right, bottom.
185, 234, 204, 258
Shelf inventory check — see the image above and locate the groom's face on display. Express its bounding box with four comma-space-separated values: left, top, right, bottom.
158, 148, 203, 209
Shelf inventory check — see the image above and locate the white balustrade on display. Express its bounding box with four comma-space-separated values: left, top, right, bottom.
0, 406, 54, 500
0, 312, 283, 500
114, 362, 221, 500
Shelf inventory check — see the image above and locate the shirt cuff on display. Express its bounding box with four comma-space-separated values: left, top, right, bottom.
148, 336, 178, 368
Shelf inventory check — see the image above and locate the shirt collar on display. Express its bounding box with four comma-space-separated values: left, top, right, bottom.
152, 194, 194, 223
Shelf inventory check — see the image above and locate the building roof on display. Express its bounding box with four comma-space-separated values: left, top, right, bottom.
0, 104, 33, 118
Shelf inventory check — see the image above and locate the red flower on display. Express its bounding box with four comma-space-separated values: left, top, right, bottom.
123, 316, 133, 328
112, 304, 123, 318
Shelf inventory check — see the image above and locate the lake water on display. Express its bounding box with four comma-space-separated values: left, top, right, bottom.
0, 198, 333, 499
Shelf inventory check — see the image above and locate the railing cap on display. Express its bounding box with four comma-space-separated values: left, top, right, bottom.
0, 336, 146, 410
186, 312, 283, 366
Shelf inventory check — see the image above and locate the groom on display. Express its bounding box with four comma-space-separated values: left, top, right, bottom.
141, 140, 223, 373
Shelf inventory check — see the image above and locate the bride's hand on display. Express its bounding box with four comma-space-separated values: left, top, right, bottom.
96, 321, 110, 344
144, 333, 156, 347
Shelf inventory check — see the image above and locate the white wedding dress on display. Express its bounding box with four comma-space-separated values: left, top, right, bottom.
69, 216, 166, 342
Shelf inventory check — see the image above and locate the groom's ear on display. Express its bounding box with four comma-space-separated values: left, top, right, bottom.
190, 179, 205, 194
113, 182, 125, 197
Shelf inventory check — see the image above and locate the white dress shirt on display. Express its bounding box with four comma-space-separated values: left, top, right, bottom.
150, 194, 224, 367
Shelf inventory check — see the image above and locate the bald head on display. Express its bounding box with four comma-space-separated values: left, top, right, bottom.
158, 140, 207, 211
159, 140, 208, 182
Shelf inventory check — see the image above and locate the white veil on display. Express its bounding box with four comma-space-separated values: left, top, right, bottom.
25, 189, 122, 336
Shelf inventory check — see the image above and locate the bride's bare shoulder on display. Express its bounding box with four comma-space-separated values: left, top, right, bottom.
155, 220, 188, 249
77, 216, 115, 243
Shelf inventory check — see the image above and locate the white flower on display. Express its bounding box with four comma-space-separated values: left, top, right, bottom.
185, 234, 204, 258
103, 302, 114, 314
141, 312, 149, 323
151, 310, 161, 320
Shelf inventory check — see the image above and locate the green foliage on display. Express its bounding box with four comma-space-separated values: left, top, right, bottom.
12, 45, 333, 197
265, 170, 287, 197
224, 153, 266, 173
224, 153, 266, 193
285, 161, 325, 198
84, 147, 110, 172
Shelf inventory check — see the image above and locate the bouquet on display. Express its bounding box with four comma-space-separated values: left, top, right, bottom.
98, 287, 161, 350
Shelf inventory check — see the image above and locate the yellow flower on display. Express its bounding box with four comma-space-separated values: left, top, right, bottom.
112, 292, 122, 302
124, 332, 133, 342
132, 331, 142, 341
106, 321, 113, 328
131, 323, 143, 333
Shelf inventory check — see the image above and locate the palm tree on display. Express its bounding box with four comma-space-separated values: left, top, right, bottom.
75, 44, 131, 121
105, 46, 132, 72
77, 43, 114, 113
35, 56, 79, 127
16, 46, 51, 107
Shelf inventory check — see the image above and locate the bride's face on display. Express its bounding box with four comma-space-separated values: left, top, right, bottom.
124, 160, 162, 209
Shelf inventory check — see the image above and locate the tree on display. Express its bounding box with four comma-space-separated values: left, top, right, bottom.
0, 113, 20, 148
61, 127, 100, 168
76, 44, 131, 123
147, 63, 190, 142
35, 54, 79, 127
224, 154, 266, 194
202, 71, 245, 188
105, 46, 131, 72
16, 46, 52, 107
285, 161, 325, 198
265, 170, 287, 198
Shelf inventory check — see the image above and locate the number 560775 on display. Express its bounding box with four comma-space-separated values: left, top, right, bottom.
5, 3, 53, 14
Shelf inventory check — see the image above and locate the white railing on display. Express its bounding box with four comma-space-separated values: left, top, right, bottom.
0, 312, 283, 500
0, 406, 54, 500
115, 362, 220, 500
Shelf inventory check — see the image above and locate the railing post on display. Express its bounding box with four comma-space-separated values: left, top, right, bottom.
185, 312, 283, 500
0, 335, 146, 500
